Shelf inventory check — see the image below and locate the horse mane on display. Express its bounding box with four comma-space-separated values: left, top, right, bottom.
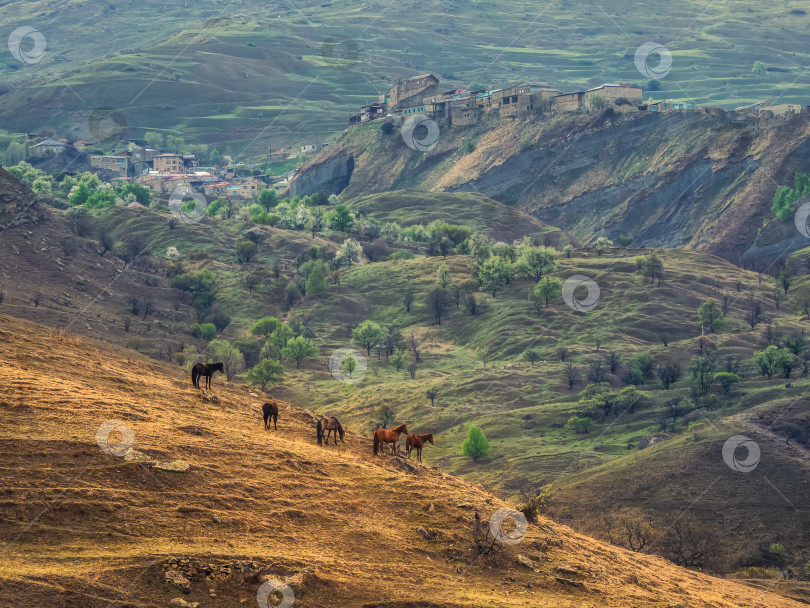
337, 420, 345, 440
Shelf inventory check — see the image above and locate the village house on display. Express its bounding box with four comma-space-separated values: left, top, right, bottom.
33, 139, 67, 156
301, 143, 328, 154
89, 154, 133, 178
387, 73, 440, 107
583, 84, 643, 110
152, 153, 197, 174
72, 141, 92, 151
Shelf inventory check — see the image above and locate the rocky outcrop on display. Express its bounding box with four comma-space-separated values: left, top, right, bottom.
743, 193, 810, 269
288, 150, 354, 198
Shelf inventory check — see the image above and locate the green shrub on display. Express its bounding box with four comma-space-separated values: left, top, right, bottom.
190, 322, 217, 341
461, 426, 490, 461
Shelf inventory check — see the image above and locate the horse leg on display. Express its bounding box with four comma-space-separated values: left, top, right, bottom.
273, 415, 277, 431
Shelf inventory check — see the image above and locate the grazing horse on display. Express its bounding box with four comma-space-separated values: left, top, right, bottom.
405, 433, 434, 462
373, 423, 408, 456
262, 402, 279, 431
317, 417, 345, 446
191, 362, 224, 389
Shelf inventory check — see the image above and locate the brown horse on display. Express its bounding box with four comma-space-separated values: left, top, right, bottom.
262, 402, 279, 430
373, 423, 408, 456
317, 417, 345, 446
191, 362, 224, 389
405, 433, 434, 462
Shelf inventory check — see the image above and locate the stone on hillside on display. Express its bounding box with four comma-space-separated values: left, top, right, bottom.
416, 526, 437, 540
638, 436, 665, 450
153, 460, 190, 473
164, 570, 191, 593
517, 554, 537, 571
123, 448, 149, 462
169, 598, 198, 608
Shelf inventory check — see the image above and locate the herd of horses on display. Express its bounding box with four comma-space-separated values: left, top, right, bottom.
192, 363, 434, 461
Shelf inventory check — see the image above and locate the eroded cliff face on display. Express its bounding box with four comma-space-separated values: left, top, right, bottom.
288, 151, 354, 198
290, 111, 810, 265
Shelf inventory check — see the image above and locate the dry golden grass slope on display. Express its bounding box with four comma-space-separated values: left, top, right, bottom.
0, 314, 800, 608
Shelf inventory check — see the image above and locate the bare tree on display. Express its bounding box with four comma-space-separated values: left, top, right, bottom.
607, 351, 622, 374
557, 347, 568, 362
407, 329, 424, 362
465, 291, 477, 316
402, 291, 415, 313
141, 297, 154, 321
407, 362, 417, 379
426, 288, 449, 324
563, 362, 580, 390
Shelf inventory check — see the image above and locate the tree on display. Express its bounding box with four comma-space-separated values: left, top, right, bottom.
777, 262, 794, 295
752, 345, 791, 378
235, 240, 257, 264
210, 340, 245, 381
639, 253, 664, 285
752, 60, 767, 76
407, 362, 417, 379
341, 355, 357, 378
714, 372, 740, 394
689, 355, 716, 395
250, 316, 282, 338
519, 246, 557, 281
565, 415, 592, 434
402, 291, 415, 313
144, 131, 164, 150
426, 288, 449, 324
190, 322, 217, 341
461, 426, 491, 461
406, 329, 424, 362
534, 277, 562, 309
593, 237, 613, 256
563, 362, 580, 390
657, 361, 682, 389
607, 351, 622, 374
284, 282, 301, 307
465, 292, 477, 316
426, 388, 437, 406
352, 320, 386, 356
391, 350, 406, 372
524, 348, 542, 365
246, 358, 284, 391
243, 272, 260, 294
476, 256, 509, 297
328, 204, 353, 232
281, 336, 318, 368
97, 229, 115, 256
305, 260, 327, 295
436, 263, 451, 289
377, 405, 396, 428
141, 297, 154, 321
257, 188, 278, 211
697, 300, 724, 333
589, 94, 608, 110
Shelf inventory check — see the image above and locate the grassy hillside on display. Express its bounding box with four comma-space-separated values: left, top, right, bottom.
3, 314, 802, 607
3, 1, 810, 149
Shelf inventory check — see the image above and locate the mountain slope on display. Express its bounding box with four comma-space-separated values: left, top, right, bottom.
292, 111, 810, 264
3, 1, 810, 149
0, 313, 801, 607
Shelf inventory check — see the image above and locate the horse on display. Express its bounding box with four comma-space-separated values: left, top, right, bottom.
373, 423, 408, 456
262, 402, 279, 431
405, 433, 434, 462
191, 362, 224, 389
317, 417, 345, 446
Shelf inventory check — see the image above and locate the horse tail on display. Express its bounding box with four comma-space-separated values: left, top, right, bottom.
338, 422, 345, 443
191, 367, 198, 387
317, 419, 323, 446
373, 431, 379, 455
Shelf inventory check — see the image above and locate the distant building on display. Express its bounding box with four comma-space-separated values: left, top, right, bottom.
301, 143, 328, 154
33, 139, 67, 155
72, 141, 92, 151
90, 154, 133, 177
387, 73, 440, 107
583, 84, 643, 109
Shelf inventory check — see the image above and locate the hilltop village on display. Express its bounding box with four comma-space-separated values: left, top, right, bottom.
351, 73, 808, 127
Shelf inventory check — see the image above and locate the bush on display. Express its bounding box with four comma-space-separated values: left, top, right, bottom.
190, 322, 217, 341
461, 426, 490, 461
565, 415, 592, 434
391, 249, 416, 260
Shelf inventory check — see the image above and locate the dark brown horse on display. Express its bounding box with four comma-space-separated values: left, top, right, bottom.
405, 433, 434, 462
191, 362, 224, 389
373, 423, 408, 456
262, 402, 279, 430
317, 417, 345, 446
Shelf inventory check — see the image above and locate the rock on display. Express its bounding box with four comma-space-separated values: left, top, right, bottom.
456, 503, 474, 510
517, 554, 537, 571
153, 460, 190, 473
555, 577, 585, 589
123, 448, 149, 461
164, 570, 191, 594
416, 526, 437, 540
169, 599, 198, 608
285, 571, 305, 596
212, 514, 228, 524
638, 436, 665, 450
